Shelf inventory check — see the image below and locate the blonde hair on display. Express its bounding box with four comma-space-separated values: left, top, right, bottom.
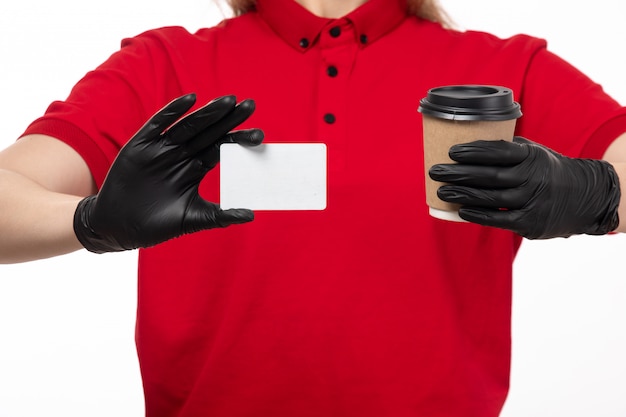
225, 0, 452, 27
406, 0, 452, 27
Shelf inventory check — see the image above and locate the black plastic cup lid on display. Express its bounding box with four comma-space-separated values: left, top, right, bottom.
418, 85, 522, 121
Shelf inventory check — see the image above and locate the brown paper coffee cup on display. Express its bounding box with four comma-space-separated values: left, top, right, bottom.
418, 85, 522, 222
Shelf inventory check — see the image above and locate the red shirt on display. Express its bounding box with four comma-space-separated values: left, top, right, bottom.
22, 0, 626, 416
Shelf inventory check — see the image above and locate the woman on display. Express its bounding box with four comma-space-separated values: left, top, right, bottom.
1, 0, 625, 416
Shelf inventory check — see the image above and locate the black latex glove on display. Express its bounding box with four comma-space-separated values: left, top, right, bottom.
428, 136, 621, 239
74, 93, 264, 253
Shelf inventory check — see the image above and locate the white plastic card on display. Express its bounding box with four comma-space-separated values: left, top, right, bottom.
219, 143, 327, 210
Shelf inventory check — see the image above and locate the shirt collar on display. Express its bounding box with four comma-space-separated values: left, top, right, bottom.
256, 0, 408, 52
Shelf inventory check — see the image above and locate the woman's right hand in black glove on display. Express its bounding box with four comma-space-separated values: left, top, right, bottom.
73, 93, 264, 253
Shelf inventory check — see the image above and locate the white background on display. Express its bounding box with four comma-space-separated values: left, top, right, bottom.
1, 1, 626, 416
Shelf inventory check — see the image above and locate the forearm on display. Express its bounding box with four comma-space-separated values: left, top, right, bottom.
605, 161, 626, 234
601, 133, 626, 234
0, 169, 84, 263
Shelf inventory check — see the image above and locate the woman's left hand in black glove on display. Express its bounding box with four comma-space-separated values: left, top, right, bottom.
428, 136, 621, 239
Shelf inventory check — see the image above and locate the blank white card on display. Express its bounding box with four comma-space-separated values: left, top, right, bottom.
220, 143, 327, 210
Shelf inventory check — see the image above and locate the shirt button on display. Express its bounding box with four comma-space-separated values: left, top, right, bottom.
329, 26, 341, 38
324, 113, 336, 124
299, 38, 310, 48
327, 65, 338, 77
360, 34, 368, 44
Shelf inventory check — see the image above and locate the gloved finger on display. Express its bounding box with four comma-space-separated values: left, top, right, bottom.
214, 208, 255, 227
198, 129, 264, 171
183, 200, 255, 233
429, 163, 526, 188
457, 207, 527, 235
165, 95, 237, 144
132, 94, 197, 145
221, 128, 265, 146
185, 99, 257, 154
437, 185, 530, 209
514, 135, 564, 159
448, 139, 529, 165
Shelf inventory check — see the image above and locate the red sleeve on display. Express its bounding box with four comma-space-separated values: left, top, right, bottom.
516, 47, 626, 159
20, 27, 195, 188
